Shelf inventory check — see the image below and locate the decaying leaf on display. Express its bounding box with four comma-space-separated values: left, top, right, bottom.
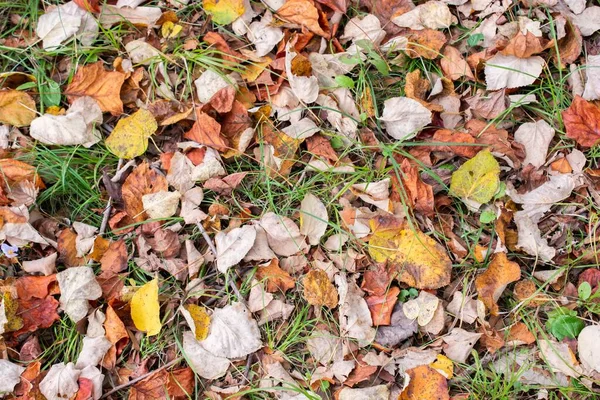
57, 266, 102, 322
0, 89, 36, 127
203, 0, 245, 25
403, 290, 440, 326
443, 328, 482, 363
366, 286, 400, 326
0, 359, 25, 395
475, 252, 521, 315
215, 225, 256, 273
484, 54, 544, 90
259, 212, 307, 256
562, 95, 600, 147
514, 120, 555, 168
450, 150, 500, 207
368, 215, 452, 289
277, 0, 329, 37
399, 365, 450, 400
578, 325, 600, 373
299, 193, 328, 245
39, 362, 80, 400
380, 97, 432, 141
121, 162, 168, 223
303, 269, 338, 308
130, 278, 161, 336
255, 258, 295, 293
105, 109, 158, 159
336, 274, 376, 347
182, 304, 211, 341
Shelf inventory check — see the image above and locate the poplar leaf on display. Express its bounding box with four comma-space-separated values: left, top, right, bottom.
105, 109, 158, 159
450, 150, 500, 205
130, 278, 161, 336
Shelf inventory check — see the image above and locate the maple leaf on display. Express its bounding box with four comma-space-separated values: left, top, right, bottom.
562, 95, 600, 147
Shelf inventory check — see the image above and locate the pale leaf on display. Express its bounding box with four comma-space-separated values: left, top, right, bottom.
215, 225, 256, 273
484, 54, 544, 90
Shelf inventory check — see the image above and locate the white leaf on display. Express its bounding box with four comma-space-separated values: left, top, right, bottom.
306, 329, 344, 365
403, 291, 440, 326
351, 178, 391, 212
215, 225, 256, 273
142, 190, 181, 219
565, 0, 586, 14
446, 292, 479, 324
75, 335, 112, 369
39, 362, 81, 400
30, 97, 102, 147
0, 205, 49, 247
573, 7, 600, 36
282, 117, 320, 139
86, 309, 106, 338
299, 193, 328, 245
57, 266, 102, 322
194, 69, 235, 104
514, 120, 555, 168
180, 187, 207, 225
484, 54, 544, 90
259, 212, 307, 256
0, 301, 7, 335
578, 324, 600, 373
508, 174, 575, 221
244, 224, 277, 262
393, 1, 455, 30
341, 14, 385, 45
339, 385, 390, 400
73, 221, 97, 258
285, 42, 319, 104
167, 152, 194, 193
336, 274, 375, 347
125, 39, 161, 65
80, 366, 104, 400
247, 279, 273, 313
99, 5, 162, 27
22, 252, 57, 276
514, 211, 556, 262
182, 331, 230, 379
35, 3, 83, 49
247, 11, 283, 57
539, 340, 581, 378
0, 359, 24, 395
443, 328, 482, 363
200, 302, 262, 358
190, 147, 226, 182
394, 348, 439, 374
583, 55, 600, 101
380, 97, 432, 140
258, 299, 294, 325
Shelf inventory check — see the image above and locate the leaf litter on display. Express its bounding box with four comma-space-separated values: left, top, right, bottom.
1, 0, 600, 398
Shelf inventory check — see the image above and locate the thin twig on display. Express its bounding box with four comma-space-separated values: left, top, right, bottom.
99, 158, 124, 235
101, 357, 182, 398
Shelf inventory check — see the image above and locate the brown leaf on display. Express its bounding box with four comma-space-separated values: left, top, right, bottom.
441, 46, 474, 81
0, 89, 36, 127
344, 355, 377, 387
146, 100, 193, 126
366, 286, 400, 326
501, 31, 548, 58
432, 129, 480, 158
16, 296, 60, 335
129, 369, 168, 400
361, 264, 393, 296
221, 100, 252, 138
466, 119, 524, 168
399, 365, 450, 400
121, 162, 168, 223
65, 61, 126, 116
390, 159, 434, 216
465, 90, 508, 120
277, 0, 329, 37
360, 0, 413, 34
58, 229, 86, 267
74, 377, 94, 400
0, 159, 45, 189
203, 32, 241, 64
405, 29, 446, 59
302, 269, 338, 308
552, 20, 582, 67
15, 275, 57, 300
166, 368, 194, 399
506, 322, 536, 345
475, 252, 521, 316
478, 325, 505, 353
101, 239, 128, 275
183, 109, 228, 151
562, 95, 600, 147
102, 305, 129, 370
209, 86, 236, 113
256, 258, 296, 293
315, 0, 347, 12
306, 134, 338, 162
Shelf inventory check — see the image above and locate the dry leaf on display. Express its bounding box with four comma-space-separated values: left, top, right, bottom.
122, 162, 168, 223
299, 193, 328, 245
380, 97, 432, 140
130, 278, 161, 336
259, 212, 307, 256
405, 29, 446, 59
65, 62, 125, 116
368, 215, 452, 290
303, 269, 338, 308
366, 286, 400, 326
440, 45, 474, 81
391, 159, 434, 216
562, 95, 600, 147
403, 290, 440, 326
182, 304, 211, 341
277, 0, 329, 37
57, 266, 102, 322
39, 362, 80, 400
0, 89, 36, 127
484, 54, 544, 90
142, 190, 181, 219
215, 225, 256, 273
183, 109, 228, 151
182, 331, 230, 379
443, 328, 482, 363
255, 258, 295, 293
578, 325, 600, 373
449, 150, 500, 207
514, 120, 555, 168
0, 359, 25, 395
203, 0, 245, 25
475, 252, 521, 315
105, 109, 158, 159
336, 274, 376, 346
502, 31, 547, 58
399, 365, 450, 400
392, 1, 455, 31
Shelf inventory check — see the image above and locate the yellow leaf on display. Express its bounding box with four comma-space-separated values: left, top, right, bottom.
105, 109, 158, 159
241, 57, 272, 83
302, 269, 338, 308
449, 149, 500, 205
368, 215, 451, 289
1, 291, 23, 332
202, 0, 245, 25
430, 355, 454, 379
185, 304, 211, 341
0, 89, 37, 127
130, 278, 161, 336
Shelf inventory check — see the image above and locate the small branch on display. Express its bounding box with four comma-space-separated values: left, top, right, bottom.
99, 158, 124, 235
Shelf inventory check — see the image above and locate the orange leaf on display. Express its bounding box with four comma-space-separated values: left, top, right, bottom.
121, 162, 168, 223
166, 368, 195, 399
390, 159, 434, 217
57, 229, 86, 267
102, 305, 129, 370
440, 45, 474, 81
16, 296, 60, 335
15, 275, 57, 300
65, 62, 126, 116
399, 365, 450, 400
73, 0, 100, 12
475, 252, 521, 316
100, 239, 128, 275
562, 95, 600, 147
302, 269, 338, 308
256, 258, 295, 293
366, 286, 400, 326
0, 159, 45, 189
405, 29, 446, 59
0, 89, 37, 127
183, 109, 228, 151
432, 129, 480, 158
344, 355, 377, 387
277, 0, 329, 37
501, 31, 548, 58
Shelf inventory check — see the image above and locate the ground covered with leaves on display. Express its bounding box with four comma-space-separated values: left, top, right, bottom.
2, 0, 600, 399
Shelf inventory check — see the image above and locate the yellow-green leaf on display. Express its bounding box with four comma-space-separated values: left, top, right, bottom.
202, 0, 245, 25
130, 278, 161, 336
105, 109, 158, 159
185, 304, 211, 341
449, 149, 500, 205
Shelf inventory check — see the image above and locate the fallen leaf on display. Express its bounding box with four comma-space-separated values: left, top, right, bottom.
299, 193, 328, 245
105, 109, 158, 159
75, 335, 111, 370
475, 252, 521, 315
374, 302, 418, 347
142, 190, 181, 219
22, 252, 57, 276
403, 290, 440, 326
405, 29, 447, 59
194, 69, 235, 104
578, 324, 600, 373
380, 97, 432, 140
0, 89, 36, 127
277, 0, 329, 37
182, 331, 230, 379
284, 42, 320, 104
484, 54, 544, 90
514, 120, 555, 168
562, 95, 600, 147
0, 359, 25, 395
130, 278, 161, 336
183, 109, 228, 151
392, 1, 455, 31
39, 362, 80, 400
35, 2, 97, 49
215, 225, 257, 273
446, 291, 479, 324
440, 45, 474, 81
502, 31, 547, 58
259, 212, 307, 256
57, 266, 102, 322
339, 385, 390, 400
539, 339, 581, 378
344, 355, 377, 387
465, 90, 508, 120
74, 0, 100, 12
391, 159, 434, 216
121, 162, 168, 223
102, 305, 128, 370
203, 0, 245, 25
303, 269, 338, 308
368, 215, 452, 289
183, 304, 211, 341
65, 61, 125, 115
443, 328, 482, 363
366, 286, 400, 326
399, 365, 450, 400
450, 150, 500, 206
432, 129, 479, 158
255, 258, 295, 293
99, 5, 162, 27
336, 274, 376, 347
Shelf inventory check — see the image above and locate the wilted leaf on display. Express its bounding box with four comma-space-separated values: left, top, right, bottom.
392, 1, 455, 31
255, 258, 295, 293
336, 274, 376, 346
65, 61, 125, 115
0, 89, 36, 127
440, 45, 474, 81
215, 225, 256, 273
0, 359, 25, 395
259, 212, 307, 256
405, 29, 446, 59
514, 120, 555, 168
121, 162, 168, 222
450, 150, 500, 206
475, 252, 521, 316
399, 365, 450, 400
39, 362, 80, 400
277, 0, 329, 37
105, 109, 158, 159
130, 278, 161, 336
57, 266, 102, 322
203, 0, 245, 25
502, 31, 547, 58
299, 193, 328, 245
303, 269, 338, 308
75, 336, 111, 370
183, 109, 228, 151
484, 54, 544, 90
443, 328, 482, 363
391, 159, 434, 216
562, 95, 600, 147
102, 305, 128, 369
339, 385, 390, 400
366, 286, 400, 326
368, 215, 452, 290
142, 190, 181, 219
380, 97, 432, 140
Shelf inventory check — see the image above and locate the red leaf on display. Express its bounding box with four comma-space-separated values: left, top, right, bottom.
562, 96, 600, 147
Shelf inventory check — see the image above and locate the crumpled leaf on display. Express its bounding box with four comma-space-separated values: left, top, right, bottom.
182, 331, 230, 379
247, 10, 283, 57
35, 2, 98, 49
380, 97, 432, 141
336, 274, 376, 347
194, 69, 235, 104
105, 109, 158, 159
484, 54, 544, 90
277, 0, 328, 37
65, 61, 125, 115
578, 324, 600, 373
514, 212, 556, 262
299, 193, 328, 245
0, 359, 25, 395
539, 339, 581, 378
22, 253, 57, 276
141, 190, 181, 219
0, 89, 36, 127
30, 97, 102, 148
475, 252, 521, 315
446, 291, 479, 324
215, 225, 256, 273
403, 291, 440, 326
374, 302, 418, 347
122, 161, 168, 223
75, 336, 111, 370
303, 269, 338, 308
514, 120, 555, 168
130, 278, 161, 336
443, 328, 482, 363
184, 109, 228, 151
562, 95, 600, 147
57, 266, 102, 322
366, 286, 399, 326
39, 362, 81, 400
341, 14, 386, 45
450, 150, 500, 206
392, 1, 455, 31
0, 205, 49, 247
583, 55, 600, 101
285, 42, 319, 104
368, 215, 452, 290
508, 174, 575, 221
399, 365, 450, 400
440, 45, 474, 81
203, 0, 244, 25
255, 258, 295, 293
